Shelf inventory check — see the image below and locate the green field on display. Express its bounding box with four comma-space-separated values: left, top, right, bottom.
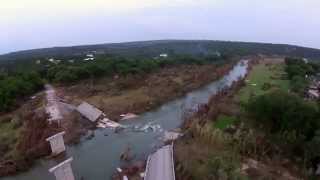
236, 63, 290, 103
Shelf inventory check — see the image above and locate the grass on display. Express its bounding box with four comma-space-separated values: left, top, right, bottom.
214, 115, 237, 130
236, 63, 290, 103
0, 116, 22, 159
175, 123, 244, 180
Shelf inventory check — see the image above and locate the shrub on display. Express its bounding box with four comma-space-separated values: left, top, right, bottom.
246, 90, 320, 140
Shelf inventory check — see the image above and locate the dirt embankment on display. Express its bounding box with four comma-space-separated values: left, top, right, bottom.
58, 63, 236, 121
0, 110, 61, 177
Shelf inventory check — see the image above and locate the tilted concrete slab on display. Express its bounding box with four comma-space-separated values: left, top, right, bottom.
46, 131, 66, 155
144, 144, 175, 180
49, 157, 75, 180
77, 102, 103, 122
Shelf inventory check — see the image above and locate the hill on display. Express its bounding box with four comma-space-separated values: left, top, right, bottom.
1, 40, 320, 63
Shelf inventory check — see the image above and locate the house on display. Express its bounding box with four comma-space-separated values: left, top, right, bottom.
159, 53, 168, 58
308, 89, 319, 99
83, 58, 94, 61
48, 58, 61, 64
76, 102, 103, 122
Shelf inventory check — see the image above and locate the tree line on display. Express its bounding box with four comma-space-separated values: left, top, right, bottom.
285, 57, 320, 94
0, 55, 226, 112
0, 72, 43, 111
44, 55, 225, 83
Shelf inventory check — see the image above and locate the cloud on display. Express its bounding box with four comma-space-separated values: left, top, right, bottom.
1, 0, 218, 22
1, 0, 320, 54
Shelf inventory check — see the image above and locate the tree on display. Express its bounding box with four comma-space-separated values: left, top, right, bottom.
246, 90, 319, 139
291, 75, 308, 94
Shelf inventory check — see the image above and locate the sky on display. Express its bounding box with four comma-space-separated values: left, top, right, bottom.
1, 0, 320, 54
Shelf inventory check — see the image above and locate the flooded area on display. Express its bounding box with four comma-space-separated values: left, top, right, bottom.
2, 60, 248, 180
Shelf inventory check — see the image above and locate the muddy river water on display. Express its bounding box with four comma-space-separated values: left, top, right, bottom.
2, 60, 248, 180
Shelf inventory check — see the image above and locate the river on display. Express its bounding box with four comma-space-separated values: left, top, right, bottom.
2, 60, 248, 180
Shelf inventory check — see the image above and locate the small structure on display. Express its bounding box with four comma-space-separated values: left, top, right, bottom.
83, 54, 95, 61
46, 131, 66, 155
308, 89, 320, 99
77, 102, 103, 122
159, 53, 168, 58
49, 157, 75, 180
83, 57, 94, 61
144, 144, 175, 180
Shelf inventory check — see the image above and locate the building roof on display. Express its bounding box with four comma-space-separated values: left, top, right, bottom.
77, 102, 103, 122
144, 145, 175, 180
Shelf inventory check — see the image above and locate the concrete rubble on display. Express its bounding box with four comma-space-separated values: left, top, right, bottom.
162, 131, 182, 141
76, 102, 103, 122
97, 118, 123, 129
76, 102, 124, 130
120, 113, 138, 120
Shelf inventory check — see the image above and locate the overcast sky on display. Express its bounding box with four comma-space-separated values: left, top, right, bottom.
1, 0, 320, 54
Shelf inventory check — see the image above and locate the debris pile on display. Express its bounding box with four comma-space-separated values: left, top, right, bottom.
132, 121, 163, 133
120, 113, 138, 120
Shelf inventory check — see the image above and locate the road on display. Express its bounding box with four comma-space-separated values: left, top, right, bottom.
45, 84, 63, 122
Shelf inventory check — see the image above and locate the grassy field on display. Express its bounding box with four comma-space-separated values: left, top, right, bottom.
236, 61, 290, 103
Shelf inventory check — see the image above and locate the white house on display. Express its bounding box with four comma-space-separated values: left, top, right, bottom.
159, 53, 168, 58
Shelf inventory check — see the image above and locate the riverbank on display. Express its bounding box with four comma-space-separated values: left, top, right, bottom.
174, 58, 303, 180
0, 61, 236, 178
58, 63, 236, 121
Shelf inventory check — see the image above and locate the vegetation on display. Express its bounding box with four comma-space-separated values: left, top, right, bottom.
0, 72, 43, 112
214, 115, 237, 130
246, 89, 320, 173
2, 40, 320, 65
44, 56, 225, 83
247, 90, 319, 138
242, 58, 320, 176
236, 61, 289, 102
0, 115, 22, 161
285, 57, 320, 94
176, 58, 320, 179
